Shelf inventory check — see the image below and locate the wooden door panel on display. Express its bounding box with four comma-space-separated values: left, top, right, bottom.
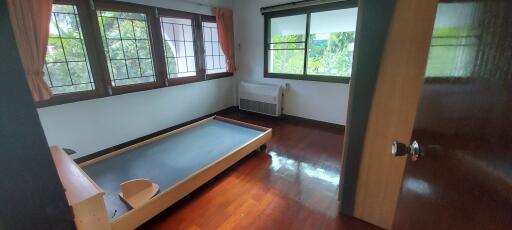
394, 81, 512, 230
393, 0, 512, 229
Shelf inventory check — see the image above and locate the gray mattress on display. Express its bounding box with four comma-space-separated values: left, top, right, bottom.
82, 119, 263, 219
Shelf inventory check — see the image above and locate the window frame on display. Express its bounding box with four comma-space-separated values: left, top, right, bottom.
263, 1, 358, 84
92, 1, 166, 95
36, 0, 234, 108
37, 0, 107, 107
201, 15, 233, 81
156, 9, 205, 86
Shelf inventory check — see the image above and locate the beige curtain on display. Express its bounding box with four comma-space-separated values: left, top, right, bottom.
216, 8, 236, 73
7, 0, 53, 101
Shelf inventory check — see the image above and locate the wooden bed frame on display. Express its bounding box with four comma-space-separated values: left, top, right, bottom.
50, 116, 272, 230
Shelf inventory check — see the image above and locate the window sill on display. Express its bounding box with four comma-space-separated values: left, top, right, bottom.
265, 73, 350, 84
206, 72, 234, 80
168, 75, 204, 86
110, 81, 163, 96
168, 72, 233, 86
35, 90, 104, 108
36, 81, 164, 108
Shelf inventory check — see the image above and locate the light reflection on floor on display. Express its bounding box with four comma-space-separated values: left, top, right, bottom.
266, 150, 341, 216
403, 177, 432, 196
269, 151, 340, 186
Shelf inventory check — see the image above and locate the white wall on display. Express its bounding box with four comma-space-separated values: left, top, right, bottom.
38, 0, 234, 159
232, 0, 350, 125
38, 78, 234, 159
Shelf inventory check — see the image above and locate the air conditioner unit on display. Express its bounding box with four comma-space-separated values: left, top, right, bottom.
239, 81, 282, 116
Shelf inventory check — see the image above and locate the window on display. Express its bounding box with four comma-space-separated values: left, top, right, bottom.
307, 9, 356, 77
264, 1, 358, 83
425, 2, 478, 78
38, 1, 233, 107
97, 10, 156, 87
160, 16, 197, 78
202, 21, 227, 74
44, 4, 94, 94
268, 14, 307, 75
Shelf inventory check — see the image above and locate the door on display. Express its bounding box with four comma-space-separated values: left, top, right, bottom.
392, 0, 512, 229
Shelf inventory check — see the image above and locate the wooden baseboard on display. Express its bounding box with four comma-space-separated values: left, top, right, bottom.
280, 114, 345, 131
75, 106, 237, 164
230, 108, 345, 131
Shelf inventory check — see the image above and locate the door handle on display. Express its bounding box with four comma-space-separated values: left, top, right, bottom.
392, 140, 423, 161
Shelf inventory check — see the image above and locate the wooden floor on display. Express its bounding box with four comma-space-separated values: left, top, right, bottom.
140, 109, 380, 230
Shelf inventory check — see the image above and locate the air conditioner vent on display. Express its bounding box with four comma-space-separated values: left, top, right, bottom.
238, 82, 282, 117
239, 99, 277, 116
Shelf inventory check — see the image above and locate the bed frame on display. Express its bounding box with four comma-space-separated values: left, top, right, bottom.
50, 116, 272, 230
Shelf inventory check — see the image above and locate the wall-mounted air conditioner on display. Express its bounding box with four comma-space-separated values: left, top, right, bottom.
238, 81, 282, 117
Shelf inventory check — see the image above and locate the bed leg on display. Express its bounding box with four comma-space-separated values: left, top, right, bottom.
259, 144, 267, 152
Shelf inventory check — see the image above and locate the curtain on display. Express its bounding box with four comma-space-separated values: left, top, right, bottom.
216, 8, 236, 73
7, 0, 53, 101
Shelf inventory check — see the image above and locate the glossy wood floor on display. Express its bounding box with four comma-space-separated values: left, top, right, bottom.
140, 110, 380, 230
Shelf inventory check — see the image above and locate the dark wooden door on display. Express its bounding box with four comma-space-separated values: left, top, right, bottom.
0, 0, 74, 228
392, 1, 512, 229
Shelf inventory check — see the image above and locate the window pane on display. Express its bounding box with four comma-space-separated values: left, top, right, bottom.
46, 63, 72, 86
44, 4, 95, 95
126, 59, 142, 78
98, 10, 156, 86
111, 60, 128, 80
119, 19, 135, 38
54, 13, 81, 38
307, 8, 357, 77
136, 40, 151, 58
203, 21, 228, 74
425, 2, 479, 77
269, 50, 305, 74
68, 62, 91, 84
46, 37, 65, 62
62, 38, 87, 61
268, 14, 307, 74
122, 40, 138, 59
140, 59, 155, 76
102, 17, 120, 39
161, 16, 197, 78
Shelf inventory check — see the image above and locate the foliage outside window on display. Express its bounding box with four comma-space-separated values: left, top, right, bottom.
425, 2, 479, 78
44, 4, 95, 94
97, 10, 156, 87
265, 5, 357, 83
